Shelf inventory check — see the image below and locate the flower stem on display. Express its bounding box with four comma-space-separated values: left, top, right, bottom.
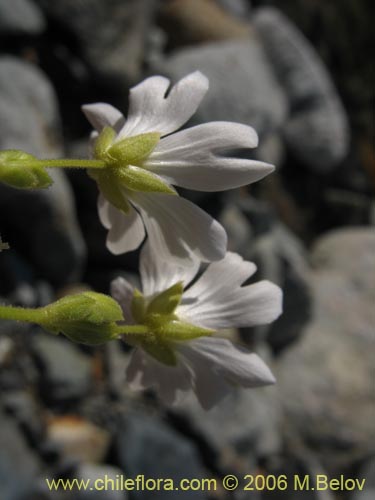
114, 324, 150, 336
0, 304, 44, 323
0, 305, 149, 337
8, 159, 106, 170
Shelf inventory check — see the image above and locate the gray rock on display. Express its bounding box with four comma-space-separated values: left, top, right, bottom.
254, 7, 349, 171
116, 413, 207, 499
32, 333, 93, 401
47, 416, 111, 464
174, 379, 281, 462
350, 456, 375, 500
0, 56, 86, 286
2, 390, 44, 444
0, 407, 42, 500
36, 0, 156, 83
220, 195, 312, 351
310, 227, 375, 293
216, 0, 251, 18
0, 0, 45, 35
159, 0, 250, 46
75, 464, 128, 500
0, 56, 61, 158
156, 37, 288, 139
255, 132, 285, 166
263, 452, 336, 500
275, 227, 375, 471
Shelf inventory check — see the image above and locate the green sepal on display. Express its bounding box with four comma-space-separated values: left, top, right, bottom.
39, 291, 124, 345
147, 282, 184, 316
108, 132, 161, 165
95, 171, 131, 214
94, 127, 116, 160
59, 322, 119, 346
142, 339, 177, 366
114, 165, 176, 194
0, 150, 52, 189
131, 289, 147, 324
159, 320, 214, 341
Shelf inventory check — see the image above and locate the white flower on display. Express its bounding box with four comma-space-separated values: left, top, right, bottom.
111, 242, 282, 409
83, 71, 274, 264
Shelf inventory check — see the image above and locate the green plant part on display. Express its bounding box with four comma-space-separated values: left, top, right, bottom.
0, 292, 150, 346
0, 150, 52, 189
126, 284, 214, 366
89, 128, 175, 205
39, 292, 125, 345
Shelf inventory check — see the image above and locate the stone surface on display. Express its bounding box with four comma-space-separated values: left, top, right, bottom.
36, 0, 156, 84
0, 56, 86, 287
0, 408, 41, 500
220, 195, 312, 351
275, 227, 375, 471
0, 0, 45, 35
263, 452, 336, 500
2, 390, 44, 446
0, 56, 61, 157
173, 379, 281, 462
32, 333, 93, 401
254, 7, 349, 171
350, 456, 375, 500
159, 0, 250, 46
116, 412, 207, 499
76, 463, 128, 499
216, 0, 251, 19
47, 416, 111, 463
156, 38, 288, 139
310, 227, 375, 292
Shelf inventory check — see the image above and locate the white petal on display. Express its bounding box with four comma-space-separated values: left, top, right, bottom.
82, 103, 125, 132
175, 342, 232, 410
126, 348, 193, 406
131, 192, 227, 263
179, 337, 275, 391
181, 281, 282, 330
140, 240, 200, 297
117, 71, 209, 138
97, 196, 145, 254
98, 193, 111, 229
178, 253, 282, 329
145, 122, 274, 191
184, 252, 256, 298
110, 277, 135, 324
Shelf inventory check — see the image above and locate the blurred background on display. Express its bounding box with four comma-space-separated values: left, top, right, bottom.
0, 0, 373, 499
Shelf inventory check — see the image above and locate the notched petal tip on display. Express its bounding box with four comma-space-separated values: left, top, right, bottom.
179, 70, 209, 93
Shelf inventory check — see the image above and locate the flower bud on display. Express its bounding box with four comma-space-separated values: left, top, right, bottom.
40, 292, 124, 345
0, 150, 52, 189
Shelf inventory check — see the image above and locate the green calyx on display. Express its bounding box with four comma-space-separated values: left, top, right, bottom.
39, 291, 125, 345
90, 128, 175, 210
0, 150, 52, 189
127, 284, 214, 366
108, 131, 161, 165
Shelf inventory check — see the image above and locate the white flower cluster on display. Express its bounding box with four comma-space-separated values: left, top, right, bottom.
83, 71, 282, 408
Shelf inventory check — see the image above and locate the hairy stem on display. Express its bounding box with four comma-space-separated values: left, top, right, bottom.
8, 159, 106, 170
0, 304, 44, 323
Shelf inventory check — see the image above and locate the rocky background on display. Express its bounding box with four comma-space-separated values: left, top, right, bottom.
0, 0, 373, 499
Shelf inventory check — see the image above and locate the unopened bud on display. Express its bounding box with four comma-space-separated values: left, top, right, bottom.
39, 292, 124, 345
0, 150, 52, 189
